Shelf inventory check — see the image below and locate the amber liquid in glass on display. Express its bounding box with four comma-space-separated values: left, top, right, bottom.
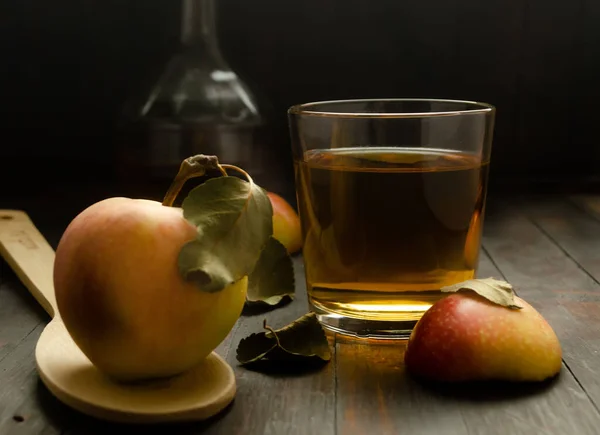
295, 147, 489, 333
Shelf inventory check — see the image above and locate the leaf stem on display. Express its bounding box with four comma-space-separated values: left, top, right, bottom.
262, 320, 282, 347
220, 164, 254, 186
162, 155, 223, 207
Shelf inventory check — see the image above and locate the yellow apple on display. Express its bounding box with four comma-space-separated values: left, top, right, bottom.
53, 197, 247, 382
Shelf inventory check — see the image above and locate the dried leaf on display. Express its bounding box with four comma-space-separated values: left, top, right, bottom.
247, 237, 295, 306
441, 277, 523, 309
178, 176, 273, 292
236, 312, 331, 366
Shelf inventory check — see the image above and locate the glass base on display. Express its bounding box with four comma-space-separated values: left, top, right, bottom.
310, 301, 416, 339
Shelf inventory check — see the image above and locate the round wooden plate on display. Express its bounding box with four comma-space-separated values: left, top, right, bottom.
0, 210, 236, 423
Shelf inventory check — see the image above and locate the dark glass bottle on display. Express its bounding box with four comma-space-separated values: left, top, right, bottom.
117, 0, 283, 197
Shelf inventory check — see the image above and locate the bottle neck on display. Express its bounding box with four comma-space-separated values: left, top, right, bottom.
181, 0, 223, 58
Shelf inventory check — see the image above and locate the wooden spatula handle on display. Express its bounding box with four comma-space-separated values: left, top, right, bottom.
0, 210, 58, 318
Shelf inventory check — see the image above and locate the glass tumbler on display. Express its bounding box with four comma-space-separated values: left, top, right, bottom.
288, 99, 496, 338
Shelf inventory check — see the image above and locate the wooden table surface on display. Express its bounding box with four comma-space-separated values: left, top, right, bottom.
1, 191, 600, 435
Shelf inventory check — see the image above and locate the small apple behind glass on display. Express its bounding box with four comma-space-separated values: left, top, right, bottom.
404, 278, 562, 383
267, 192, 302, 255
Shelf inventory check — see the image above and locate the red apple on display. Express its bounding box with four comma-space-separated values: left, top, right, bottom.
54, 197, 248, 382
268, 192, 302, 254
404, 292, 562, 382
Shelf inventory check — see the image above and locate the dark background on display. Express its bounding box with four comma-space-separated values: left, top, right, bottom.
1, 0, 599, 198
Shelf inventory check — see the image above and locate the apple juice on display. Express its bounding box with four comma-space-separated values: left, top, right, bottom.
295, 147, 489, 328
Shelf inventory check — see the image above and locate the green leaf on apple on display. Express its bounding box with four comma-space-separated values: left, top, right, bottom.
178, 176, 273, 293
247, 237, 295, 306
236, 312, 331, 366
441, 277, 524, 309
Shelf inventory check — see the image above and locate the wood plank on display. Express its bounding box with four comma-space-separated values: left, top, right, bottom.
447, 373, 599, 435
570, 194, 600, 223
0, 256, 85, 434
336, 342, 596, 435
336, 247, 599, 434
523, 195, 600, 282
461, 249, 599, 434
199, 257, 336, 435
0, 261, 47, 364
0, 257, 51, 433
0, 210, 79, 434
482, 198, 600, 417
516, 195, 600, 408
477, 248, 504, 279
336, 337, 469, 435
0, 324, 61, 435
336, 337, 468, 435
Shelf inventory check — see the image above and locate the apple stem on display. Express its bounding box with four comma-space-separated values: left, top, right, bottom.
162, 156, 255, 207
162, 155, 228, 207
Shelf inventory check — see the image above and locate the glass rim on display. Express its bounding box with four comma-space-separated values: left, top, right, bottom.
288, 98, 495, 118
